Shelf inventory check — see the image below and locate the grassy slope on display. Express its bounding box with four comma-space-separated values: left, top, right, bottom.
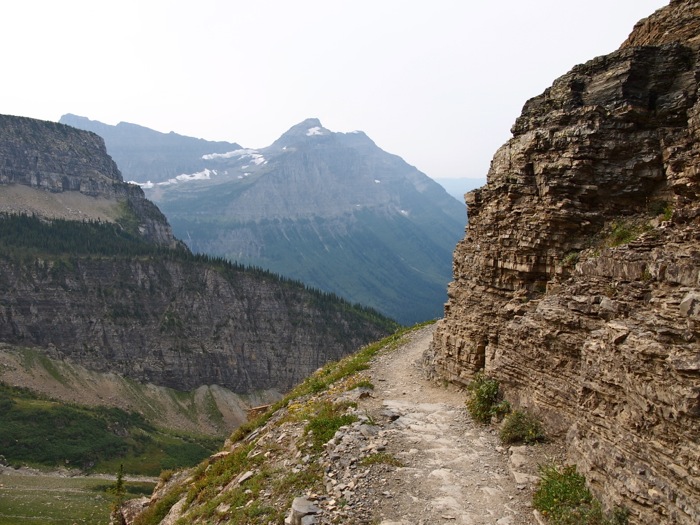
132, 323, 431, 525
0, 384, 221, 476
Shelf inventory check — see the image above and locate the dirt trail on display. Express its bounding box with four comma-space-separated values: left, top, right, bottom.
352, 324, 561, 525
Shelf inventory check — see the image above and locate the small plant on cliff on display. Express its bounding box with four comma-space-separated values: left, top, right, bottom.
499, 410, 545, 445
647, 199, 673, 221
609, 222, 636, 247
562, 251, 580, 269
465, 372, 508, 423
534, 464, 628, 525
304, 401, 358, 453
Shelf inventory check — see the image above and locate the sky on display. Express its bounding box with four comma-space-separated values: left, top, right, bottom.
2, 1, 668, 182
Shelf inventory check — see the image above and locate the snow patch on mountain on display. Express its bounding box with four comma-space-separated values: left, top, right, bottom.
306, 126, 326, 136
202, 149, 266, 165
132, 168, 217, 188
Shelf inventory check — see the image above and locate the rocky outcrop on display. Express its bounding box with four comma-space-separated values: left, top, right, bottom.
427, 1, 699, 523
0, 114, 179, 247
0, 255, 394, 394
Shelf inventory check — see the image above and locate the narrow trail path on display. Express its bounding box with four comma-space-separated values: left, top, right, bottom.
351, 324, 559, 525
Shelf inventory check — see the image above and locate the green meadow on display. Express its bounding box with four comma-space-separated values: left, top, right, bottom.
0, 472, 154, 525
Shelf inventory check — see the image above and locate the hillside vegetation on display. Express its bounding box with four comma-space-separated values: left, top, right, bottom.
0, 384, 219, 476
124, 324, 427, 524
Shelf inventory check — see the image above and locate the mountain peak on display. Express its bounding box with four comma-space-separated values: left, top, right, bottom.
275, 118, 330, 144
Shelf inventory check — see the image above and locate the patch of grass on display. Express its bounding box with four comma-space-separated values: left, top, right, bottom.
304, 401, 358, 453
465, 372, 508, 424
347, 379, 375, 390
273, 463, 324, 496
608, 221, 637, 247
499, 410, 546, 445
533, 464, 628, 525
0, 473, 120, 525
359, 453, 404, 467
562, 251, 579, 268
183, 443, 258, 509
133, 484, 187, 525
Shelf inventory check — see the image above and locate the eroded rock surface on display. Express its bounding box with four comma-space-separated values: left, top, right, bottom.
427, 2, 700, 523
0, 114, 178, 247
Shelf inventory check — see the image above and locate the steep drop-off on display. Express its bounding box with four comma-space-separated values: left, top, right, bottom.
427, 1, 699, 523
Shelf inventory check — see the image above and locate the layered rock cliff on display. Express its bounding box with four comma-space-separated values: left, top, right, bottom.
0, 114, 179, 247
427, 1, 699, 523
0, 251, 393, 394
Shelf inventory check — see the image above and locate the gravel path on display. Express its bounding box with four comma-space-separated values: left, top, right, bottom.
342, 324, 562, 525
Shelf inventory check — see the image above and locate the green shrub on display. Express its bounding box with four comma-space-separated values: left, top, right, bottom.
465, 372, 505, 423
562, 252, 579, 268
304, 402, 358, 452
608, 222, 636, 247
499, 410, 545, 445
647, 200, 673, 221
533, 464, 628, 525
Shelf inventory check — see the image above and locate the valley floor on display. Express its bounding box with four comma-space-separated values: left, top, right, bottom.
0, 468, 155, 525
324, 325, 565, 524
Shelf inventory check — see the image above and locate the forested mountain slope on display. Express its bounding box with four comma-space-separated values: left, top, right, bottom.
64, 116, 466, 325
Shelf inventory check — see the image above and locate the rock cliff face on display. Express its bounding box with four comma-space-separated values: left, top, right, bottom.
0, 255, 391, 394
427, 1, 699, 523
0, 114, 178, 247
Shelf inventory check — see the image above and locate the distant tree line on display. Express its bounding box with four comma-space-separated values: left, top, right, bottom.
0, 213, 400, 330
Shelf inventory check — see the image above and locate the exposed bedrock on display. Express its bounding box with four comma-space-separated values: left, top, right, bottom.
427, 2, 700, 523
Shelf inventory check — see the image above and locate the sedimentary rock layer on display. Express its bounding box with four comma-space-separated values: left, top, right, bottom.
0, 256, 391, 394
428, 2, 699, 523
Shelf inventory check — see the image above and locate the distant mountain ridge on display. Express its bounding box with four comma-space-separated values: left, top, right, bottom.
60, 113, 242, 184
63, 115, 466, 324
1, 114, 179, 247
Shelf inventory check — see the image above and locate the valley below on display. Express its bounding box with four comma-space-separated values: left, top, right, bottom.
0, 467, 155, 525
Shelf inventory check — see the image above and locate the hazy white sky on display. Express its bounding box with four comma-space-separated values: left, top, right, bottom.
2, 1, 667, 180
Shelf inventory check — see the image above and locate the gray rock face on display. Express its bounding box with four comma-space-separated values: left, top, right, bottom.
0, 114, 179, 248
0, 256, 392, 394
427, 2, 700, 524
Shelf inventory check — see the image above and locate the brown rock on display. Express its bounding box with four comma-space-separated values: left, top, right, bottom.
427, 2, 700, 524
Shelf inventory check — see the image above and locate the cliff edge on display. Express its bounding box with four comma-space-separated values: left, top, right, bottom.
0, 114, 179, 247
427, 1, 699, 523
